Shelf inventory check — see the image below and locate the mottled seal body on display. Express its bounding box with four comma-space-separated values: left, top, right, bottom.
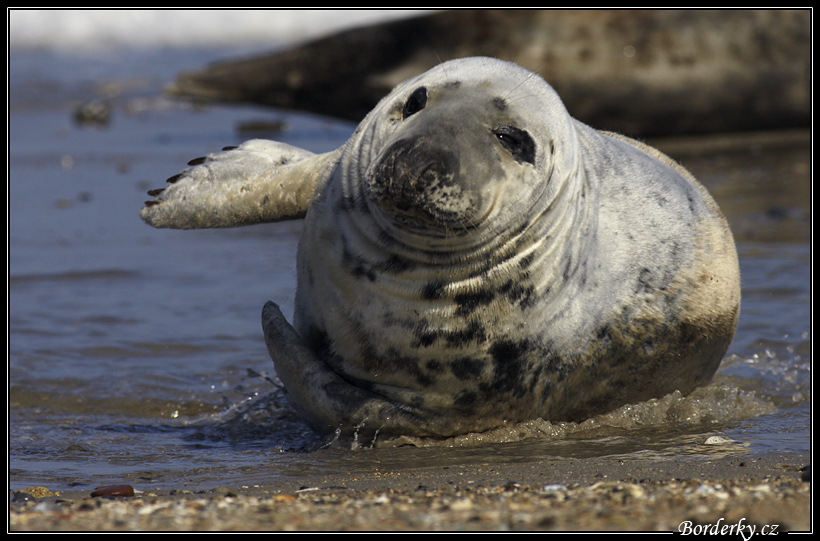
141, 57, 740, 440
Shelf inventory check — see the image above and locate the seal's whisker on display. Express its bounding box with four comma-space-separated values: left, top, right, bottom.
502, 71, 537, 102
505, 93, 540, 106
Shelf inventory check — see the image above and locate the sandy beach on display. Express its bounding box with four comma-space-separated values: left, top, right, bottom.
10, 452, 810, 531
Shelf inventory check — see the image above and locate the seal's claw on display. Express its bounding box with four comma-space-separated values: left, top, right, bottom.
140, 140, 340, 229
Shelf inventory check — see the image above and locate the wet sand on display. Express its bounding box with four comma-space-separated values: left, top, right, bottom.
10, 452, 810, 531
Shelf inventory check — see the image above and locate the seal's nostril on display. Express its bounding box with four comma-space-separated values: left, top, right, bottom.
364, 134, 480, 229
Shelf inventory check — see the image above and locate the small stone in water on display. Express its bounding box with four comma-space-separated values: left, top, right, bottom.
91, 484, 135, 498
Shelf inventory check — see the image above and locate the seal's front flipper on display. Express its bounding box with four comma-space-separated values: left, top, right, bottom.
262, 301, 442, 441
140, 140, 341, 229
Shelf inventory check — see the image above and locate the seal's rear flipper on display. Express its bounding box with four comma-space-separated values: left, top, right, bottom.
262, 301, 451, 441
140, 140, 341, 229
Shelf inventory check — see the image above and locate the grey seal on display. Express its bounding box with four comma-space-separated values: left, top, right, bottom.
141, 57, 740, 440
169, 10, 810, 136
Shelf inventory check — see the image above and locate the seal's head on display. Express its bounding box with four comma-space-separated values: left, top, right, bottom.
348, 57, 579, 244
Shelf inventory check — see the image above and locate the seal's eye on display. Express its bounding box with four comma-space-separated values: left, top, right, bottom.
403, 87, 428, 119
493, 126, 536, 165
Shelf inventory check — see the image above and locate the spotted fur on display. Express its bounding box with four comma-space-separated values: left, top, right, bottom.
142, 58, 740, 441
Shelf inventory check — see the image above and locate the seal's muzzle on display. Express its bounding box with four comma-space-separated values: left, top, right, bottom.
367, 136, 474, 227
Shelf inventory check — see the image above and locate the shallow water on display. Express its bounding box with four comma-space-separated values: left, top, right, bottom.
8, 49, 810, 493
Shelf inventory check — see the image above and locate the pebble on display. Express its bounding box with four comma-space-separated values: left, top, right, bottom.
12, 492, 36, 503
448, 498, 473, 511
704, 435, 734, 445
32, 501, 63, 513
73, 99, 111, 127
540, 484, 568, 493
91, 485, 135, 498
25, 486, 58, 498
